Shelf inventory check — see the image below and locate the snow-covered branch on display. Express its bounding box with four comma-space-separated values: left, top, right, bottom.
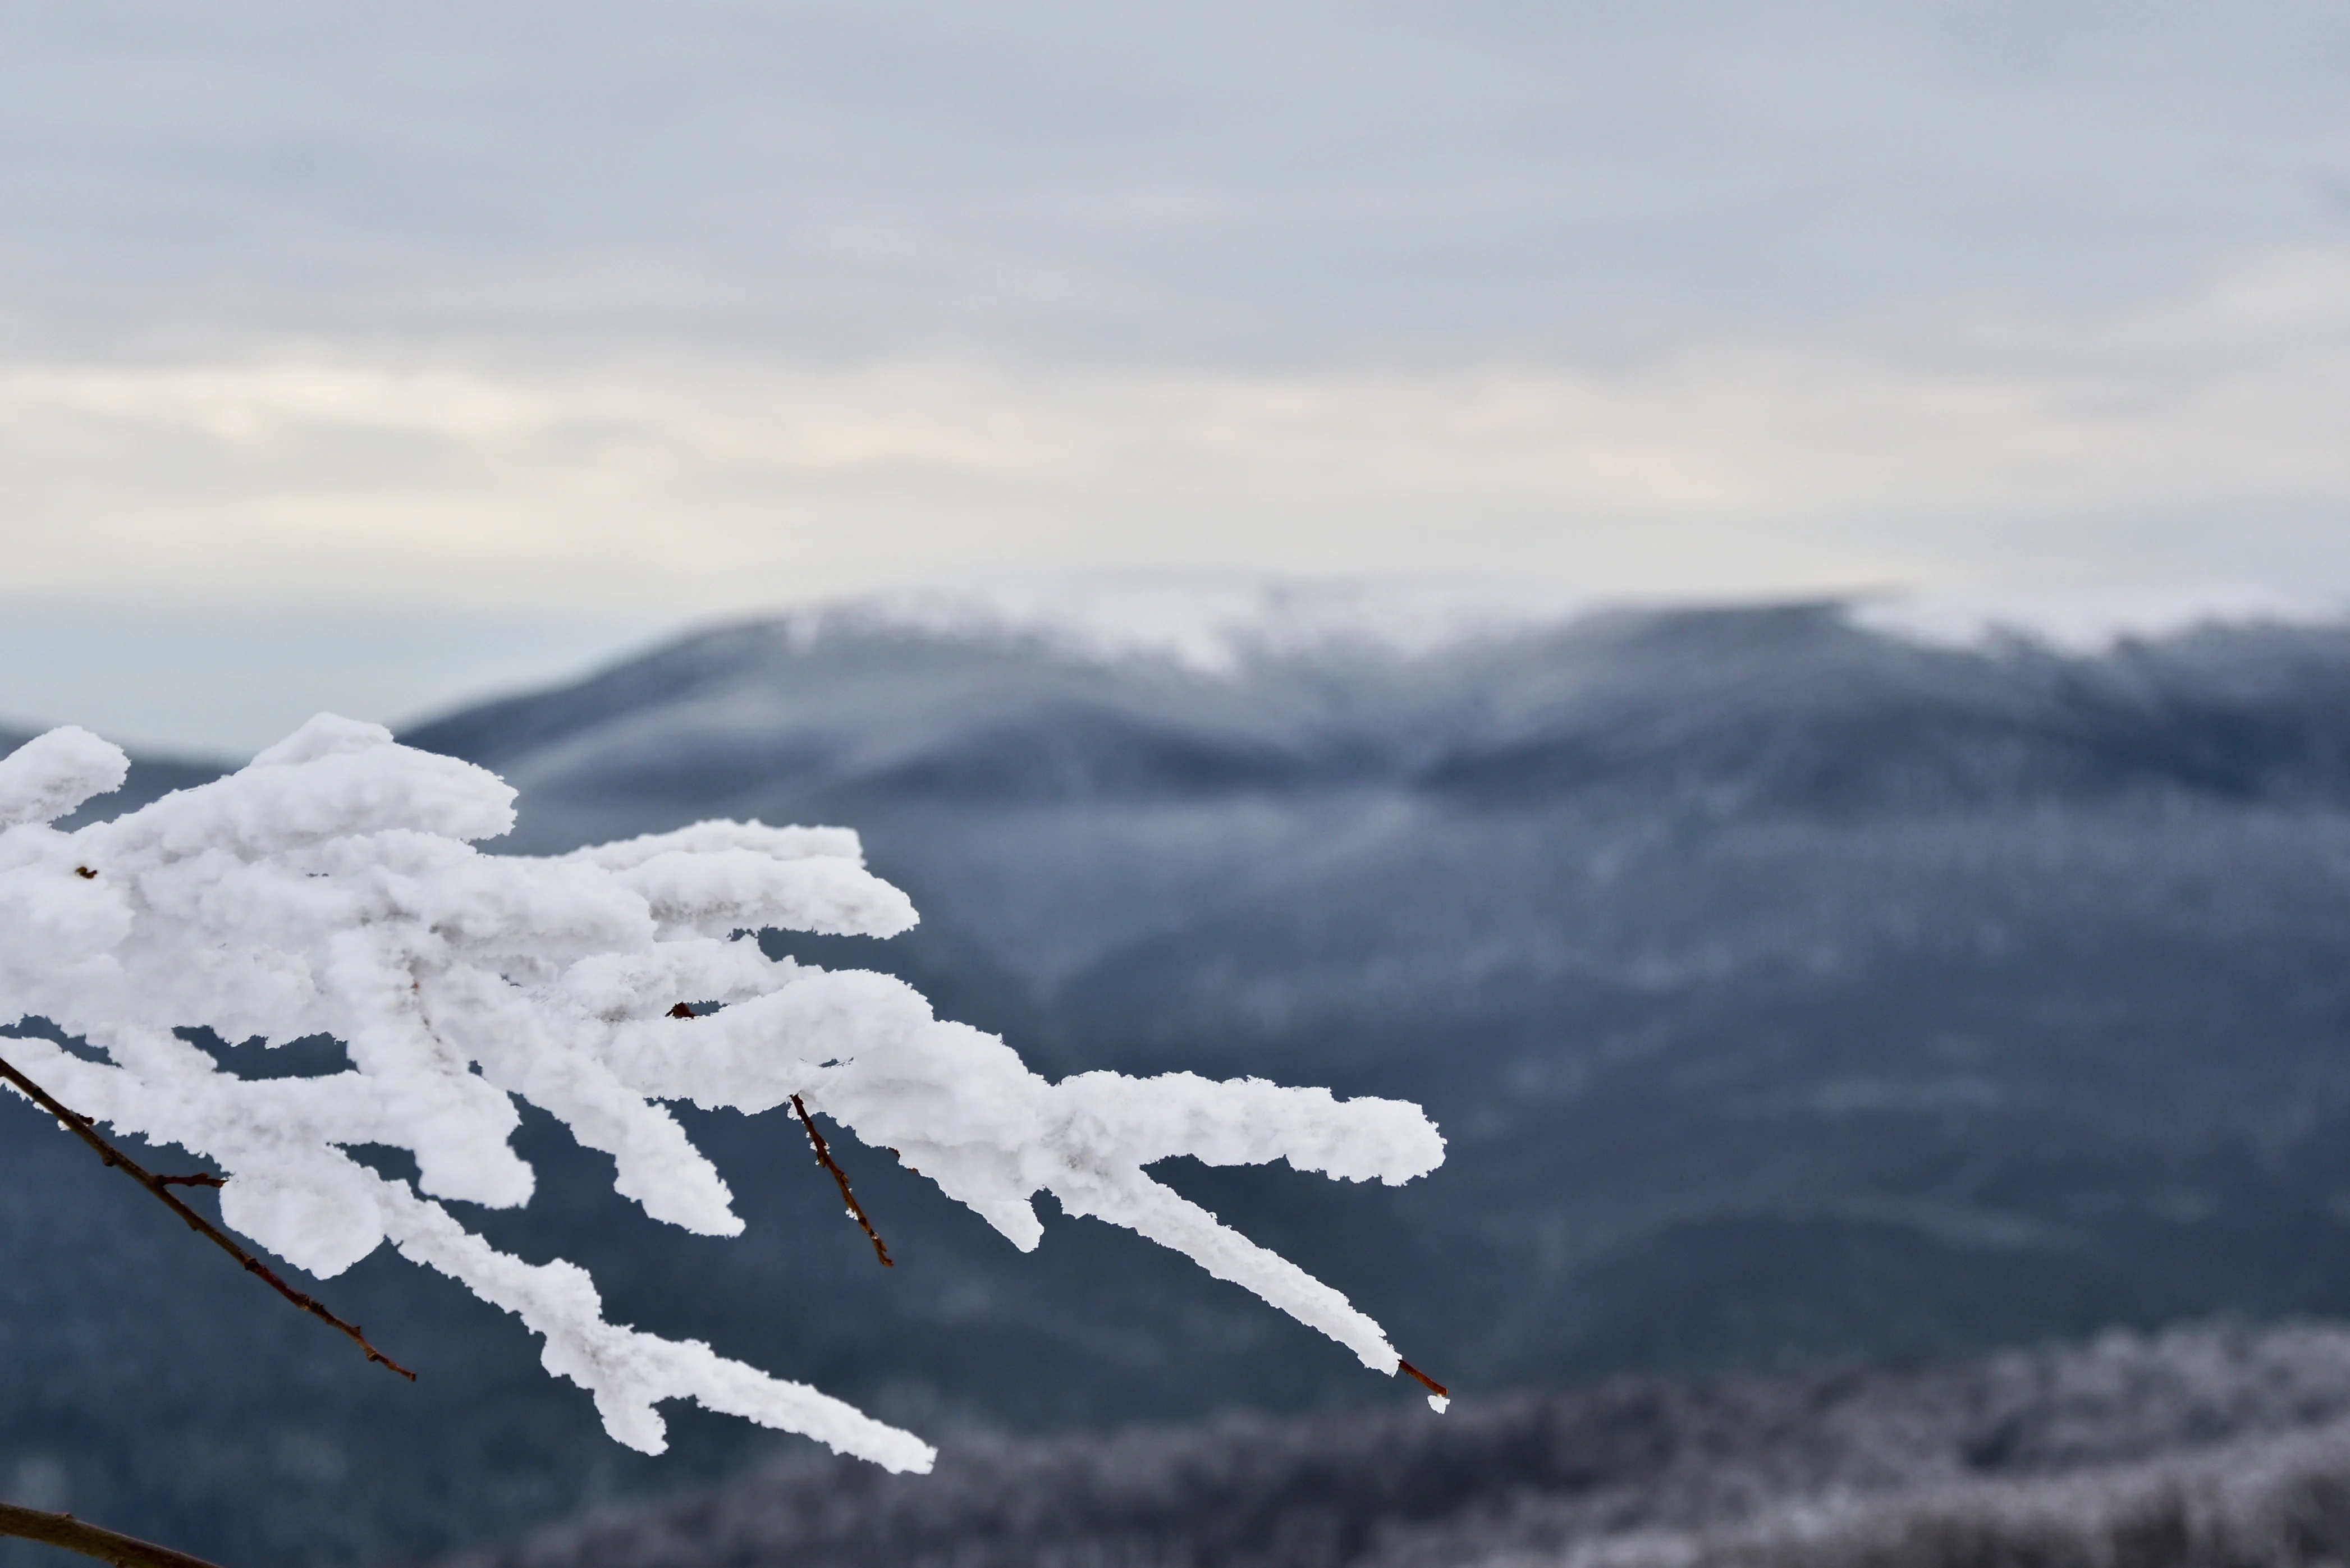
0, 717, 1446, 1472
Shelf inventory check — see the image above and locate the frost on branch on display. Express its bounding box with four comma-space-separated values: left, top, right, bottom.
0, 716, 1447, 1471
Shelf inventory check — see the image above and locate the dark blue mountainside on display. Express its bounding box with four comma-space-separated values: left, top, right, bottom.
10, 602, 2350, 1565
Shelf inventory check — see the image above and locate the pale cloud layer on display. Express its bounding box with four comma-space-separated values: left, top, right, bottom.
2, 2, 2348, 748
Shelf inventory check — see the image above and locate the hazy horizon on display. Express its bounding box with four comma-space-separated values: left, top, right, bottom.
4, 2, 2348, 748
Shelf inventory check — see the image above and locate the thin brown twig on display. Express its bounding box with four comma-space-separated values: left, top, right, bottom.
790, 1093, 894, 1267
1398, 1359, 1449, 1400
0, 1048, 416, 1381
0, 1501, 226, 1568
155, 1172, 226, 1188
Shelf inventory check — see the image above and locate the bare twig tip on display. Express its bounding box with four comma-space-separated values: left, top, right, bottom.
1398, 1358, 1449, 1399
791, 1093, 895, 1267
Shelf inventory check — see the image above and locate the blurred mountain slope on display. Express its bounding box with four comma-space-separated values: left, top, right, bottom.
404, 601, 2350, 1392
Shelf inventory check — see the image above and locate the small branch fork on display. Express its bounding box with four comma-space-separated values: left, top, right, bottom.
0, 1048, 416, 1381
0, 1501, 226, 1568
791, 1093, 894, 1268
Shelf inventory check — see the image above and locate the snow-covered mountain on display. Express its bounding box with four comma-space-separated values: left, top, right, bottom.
11, 600, 2350, 1565
400, 601, 2350, 1386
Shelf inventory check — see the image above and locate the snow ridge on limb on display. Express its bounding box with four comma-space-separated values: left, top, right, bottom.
0, 726, 127, 827
373, 1180, 935, 1471
0, 716, 1446, 1466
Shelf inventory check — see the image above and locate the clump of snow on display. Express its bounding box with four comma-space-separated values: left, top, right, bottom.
0, 717, 1445, 1471
0, 725, 129, 827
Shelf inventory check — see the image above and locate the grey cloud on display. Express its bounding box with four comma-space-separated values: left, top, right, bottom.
3, 1, 2346, 367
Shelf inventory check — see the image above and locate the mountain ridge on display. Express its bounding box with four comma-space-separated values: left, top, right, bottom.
402, 603, 2350, 834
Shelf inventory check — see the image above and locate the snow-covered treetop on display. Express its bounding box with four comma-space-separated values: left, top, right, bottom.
0, 717, 1446, 1473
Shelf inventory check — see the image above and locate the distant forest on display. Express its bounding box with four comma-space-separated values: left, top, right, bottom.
438, 1320, 2350, 1568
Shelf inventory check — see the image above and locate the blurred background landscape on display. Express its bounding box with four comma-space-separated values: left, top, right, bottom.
16, 598, 2350, 1565
7, 0, 2350, 1564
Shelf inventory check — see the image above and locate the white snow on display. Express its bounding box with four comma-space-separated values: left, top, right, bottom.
0, 725, 129, 828
0, 716, 1446, 1470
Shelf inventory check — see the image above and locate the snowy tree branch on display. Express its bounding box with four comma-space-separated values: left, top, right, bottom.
0, 715, 1451, 1471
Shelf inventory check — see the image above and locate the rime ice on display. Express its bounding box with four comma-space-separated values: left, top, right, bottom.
0, 717, 1445, 1473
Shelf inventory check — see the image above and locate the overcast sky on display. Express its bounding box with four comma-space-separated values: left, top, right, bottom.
3, 1, 2348, 751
